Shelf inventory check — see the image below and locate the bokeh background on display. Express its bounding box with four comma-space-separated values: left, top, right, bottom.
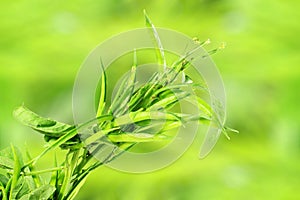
1, 0, 299, 199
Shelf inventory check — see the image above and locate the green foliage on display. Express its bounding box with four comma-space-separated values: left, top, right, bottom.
0, 12, 235, 200
0, 146, 56, 200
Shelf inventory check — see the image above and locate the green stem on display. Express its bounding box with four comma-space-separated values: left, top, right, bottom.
74, 144, 104, 175
9, 145, 21, 200
59, 150, 80, 199
24, 166, 64, 176
64, 147, 121, 200
25, 149, 42, 187
4, 178, 11, 199
0, 185, 8, 200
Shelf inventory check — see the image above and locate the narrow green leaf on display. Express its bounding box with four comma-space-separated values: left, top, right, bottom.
108, 133, 168, 143
133, 48, 137, 67
65, 177, 87, 200
25, 148, 41, 187
144, 10, 166, 69
109, 73, 131, 114
59, 150, 79, 199
9, 144, 22, 200
175, 113, 211, 124
0, 183, 8, 200
128, 84, 151, 111
115, 111, 180, 126
133, 120, 169, 134
159, 121, 182, 132
111, 65, 136, 116
4, 178, 11, 198
149, 90, 191, 110
84, 127, 120, 145
150, 83, 190, 98
96, 58, 107, 117
194, 96, 213, 117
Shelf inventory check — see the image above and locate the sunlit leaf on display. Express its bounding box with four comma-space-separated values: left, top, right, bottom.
144, 10, 166, 69
13, 105, 74, 137
9, 145, 23, 199
19, 184, 55, 200
96, 58, 107, 118
108, 133, 168, 143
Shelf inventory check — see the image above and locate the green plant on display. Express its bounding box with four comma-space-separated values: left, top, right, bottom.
0, 12, 236, 200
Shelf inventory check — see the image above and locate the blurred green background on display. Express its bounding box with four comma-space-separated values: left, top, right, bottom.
1, 0, 299, 199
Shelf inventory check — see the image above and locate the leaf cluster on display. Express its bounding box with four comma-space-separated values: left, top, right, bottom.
0, 11, 237, 200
